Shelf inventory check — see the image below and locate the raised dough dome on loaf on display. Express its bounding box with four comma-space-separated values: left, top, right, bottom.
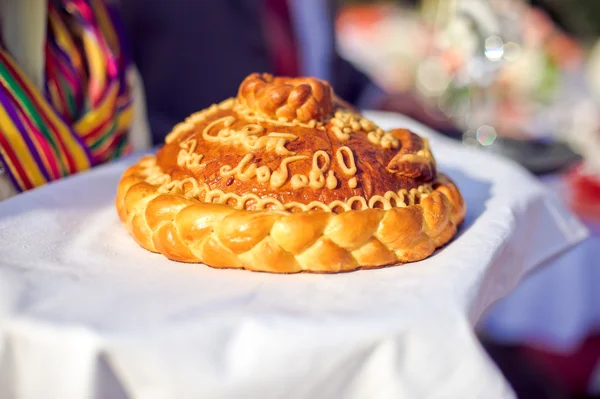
153, 73, 438, 213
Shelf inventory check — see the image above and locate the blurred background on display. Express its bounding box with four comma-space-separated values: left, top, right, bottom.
335, 0, 600, 174
332, 0, 600, 397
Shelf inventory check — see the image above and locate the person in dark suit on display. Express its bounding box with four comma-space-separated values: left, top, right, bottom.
118, 0, 452, 144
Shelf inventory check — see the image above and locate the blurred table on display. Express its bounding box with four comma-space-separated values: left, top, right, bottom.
480, 174, 600, 353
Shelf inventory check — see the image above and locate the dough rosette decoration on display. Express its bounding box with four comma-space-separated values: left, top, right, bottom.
116, 73, 466, 273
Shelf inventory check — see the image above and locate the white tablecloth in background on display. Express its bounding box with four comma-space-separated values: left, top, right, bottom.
0, 112, 587, 399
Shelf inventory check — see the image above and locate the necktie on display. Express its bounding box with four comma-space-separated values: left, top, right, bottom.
263, 0, 299, 77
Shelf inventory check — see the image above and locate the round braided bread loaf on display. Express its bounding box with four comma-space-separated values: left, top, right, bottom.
116, 157, 465, 273
116, 73, 466, 273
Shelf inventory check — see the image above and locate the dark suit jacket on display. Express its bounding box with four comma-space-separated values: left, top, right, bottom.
119, 0, 373, 144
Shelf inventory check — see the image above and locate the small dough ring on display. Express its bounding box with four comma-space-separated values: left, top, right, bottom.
116, 157, 466, 273
237, 73, 334, 123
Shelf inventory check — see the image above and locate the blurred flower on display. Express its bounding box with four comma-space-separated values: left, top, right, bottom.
335, 0, 599, 153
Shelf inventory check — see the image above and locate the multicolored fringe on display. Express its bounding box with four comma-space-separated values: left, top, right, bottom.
0, 0, 133, 192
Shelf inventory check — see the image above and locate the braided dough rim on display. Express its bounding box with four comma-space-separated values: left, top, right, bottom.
116, 156, 466, 273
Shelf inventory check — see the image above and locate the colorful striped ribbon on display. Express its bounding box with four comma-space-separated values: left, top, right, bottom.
0, 0, 133, 192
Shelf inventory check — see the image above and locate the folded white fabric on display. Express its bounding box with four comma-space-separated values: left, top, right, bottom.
0, 112, 587, 399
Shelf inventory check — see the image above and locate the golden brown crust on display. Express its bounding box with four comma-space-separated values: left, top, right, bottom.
116, 73, 466, 273
155, 77, 436, 210
116, 156, 465, 273
237, 73, 334, 123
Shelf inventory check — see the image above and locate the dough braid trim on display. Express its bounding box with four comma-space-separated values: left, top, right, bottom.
116, 157, 466, 273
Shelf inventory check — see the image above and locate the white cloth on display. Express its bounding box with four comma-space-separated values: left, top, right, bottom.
481, 176, 600, 353
0, 112, 587, 399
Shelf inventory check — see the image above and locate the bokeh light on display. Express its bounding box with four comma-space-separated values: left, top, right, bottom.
485, 35, 504, 61
476, 125, 497, 145
502, 42, 521, 62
